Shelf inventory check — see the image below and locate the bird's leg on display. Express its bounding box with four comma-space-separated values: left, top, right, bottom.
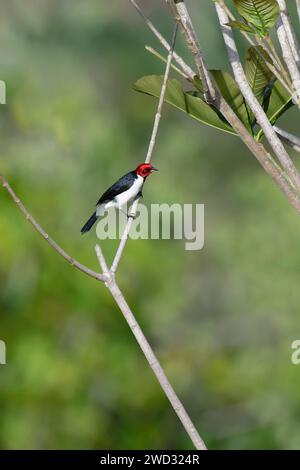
127, 204, 137, 220
119, 208, 136, 220
127, 191, 142, 219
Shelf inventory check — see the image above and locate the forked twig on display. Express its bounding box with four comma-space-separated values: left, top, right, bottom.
274, 126, 300, 153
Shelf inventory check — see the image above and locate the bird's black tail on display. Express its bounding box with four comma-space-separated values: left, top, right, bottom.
81, 212, 98, 234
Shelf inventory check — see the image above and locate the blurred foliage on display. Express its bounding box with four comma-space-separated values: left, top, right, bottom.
0, 0, 300, 450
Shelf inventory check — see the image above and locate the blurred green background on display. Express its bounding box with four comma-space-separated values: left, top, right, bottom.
1, 0, 300, 450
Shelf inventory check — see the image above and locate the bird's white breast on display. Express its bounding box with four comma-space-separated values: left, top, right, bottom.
97, 175, 144, 215
115, 175, 143, 208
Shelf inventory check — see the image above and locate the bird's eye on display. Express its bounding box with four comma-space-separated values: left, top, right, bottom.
143, 168, 148, 174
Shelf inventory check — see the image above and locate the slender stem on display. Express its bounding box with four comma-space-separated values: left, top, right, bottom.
110, 201, 138, 274
104, 277, 207, 450
263, 35, 293, 89
146, 24, 178, 163
98, 244, 207, 451
111, 23, 178, 274
0, 174, 105, 282
277, 0, 300, 68
215, 2, 300, 192
276, 16, 300, 107
145, 45, 189, 80
274, 126, 300, 153
166, 0, 215, 103
95, 244, 109, 275
264, 35, 285, 72
297, 0, 300, 25
129, 0, 195, 81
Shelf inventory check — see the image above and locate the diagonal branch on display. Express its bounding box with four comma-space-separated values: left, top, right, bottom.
145, 45, 189, 79
274, 126, 300, 153
95, 243, 109, 276
95, 245, 207, 450
0, 174, 105, 282
129, 0, 195, 81
276, 15, 300, 107
111, 22, 177, 274
277, 0, 300, 68
165, 0, 215, 104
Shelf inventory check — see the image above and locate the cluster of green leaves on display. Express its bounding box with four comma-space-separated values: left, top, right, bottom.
134, 0, 292, 141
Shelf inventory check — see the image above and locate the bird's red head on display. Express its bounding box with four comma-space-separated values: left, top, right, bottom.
135, 163, 158, 178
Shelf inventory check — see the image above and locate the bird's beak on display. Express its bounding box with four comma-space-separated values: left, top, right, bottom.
151, 166, 158, 172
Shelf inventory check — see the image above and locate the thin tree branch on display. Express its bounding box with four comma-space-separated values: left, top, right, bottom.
110, 200, 139, 274
0, 174, 105, 282
274, 126, 300, 153
165, 0, 215, 104
106, 279, 208, 450
146, 24, 178, 163
111, 22, 178, 274
276, 15, 300, 107
297, 0, 300, 25
95, 244, 109, 276
129, 0, 195, 81
95, 244, 207, 450
277, 0, 300, 68
258, 38, 293, 94
215, 1, 300, 192
145, 45, 189, 80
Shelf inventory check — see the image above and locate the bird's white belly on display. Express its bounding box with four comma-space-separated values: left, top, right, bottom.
97, 175, 143, 215
115, 176, 143, 208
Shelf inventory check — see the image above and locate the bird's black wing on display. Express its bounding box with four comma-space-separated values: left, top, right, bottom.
96, 171, 137, 205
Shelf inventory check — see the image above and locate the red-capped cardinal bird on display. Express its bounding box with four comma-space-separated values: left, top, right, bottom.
81, 163, 158, 233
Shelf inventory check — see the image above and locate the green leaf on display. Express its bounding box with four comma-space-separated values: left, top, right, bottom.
233, 0, 279, 35
133, 75, 236, 135
226, 20, 256, 34
245, 46, 274, 100
256, 80, 294, 140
